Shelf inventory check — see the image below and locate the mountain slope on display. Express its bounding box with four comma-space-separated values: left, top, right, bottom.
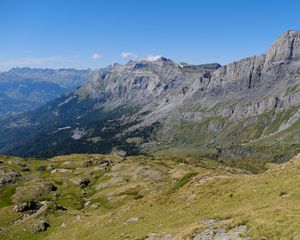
0, 68, 91, 118
1, 31, 300, 161
1, 153, 300, 239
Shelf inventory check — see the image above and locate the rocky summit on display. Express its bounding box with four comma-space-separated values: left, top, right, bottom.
0, 31, 299, 164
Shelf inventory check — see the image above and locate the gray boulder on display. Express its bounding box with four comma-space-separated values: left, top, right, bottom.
32, 220, 50, 233
0, 170, 21, 186
79, 178, 90, 188
13, 200, 42, 212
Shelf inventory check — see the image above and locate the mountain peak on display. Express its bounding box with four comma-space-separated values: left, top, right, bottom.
266, 30, 300, 62
283, 29, 300, 36
123, 57, 177, 70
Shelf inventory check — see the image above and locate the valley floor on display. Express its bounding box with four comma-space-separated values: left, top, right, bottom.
1, 153, 300, 239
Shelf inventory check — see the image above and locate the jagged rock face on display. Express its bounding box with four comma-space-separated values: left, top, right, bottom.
189, 31, 300, 121
0, 31, 300, 160
76, 31, 300, 122
74, 57, 218, 130
77, 58, 213, 108
266, 30, 300, 62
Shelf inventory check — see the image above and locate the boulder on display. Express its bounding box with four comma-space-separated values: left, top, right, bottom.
193, 225, 249, 240
125, 217, 139, 224
32, 220, 50, 233
83, 160, 93, 167
12, 180, 57, 203
37, 165, 46, 171
47, 165, 55, 171
0, 170, 21, 186
21, 165, 31, 172
79, 178, 90, 188
99, 158, 113, 167
19, 163, 30, 172
8, 170, 21, 178
13, 200, 42, 212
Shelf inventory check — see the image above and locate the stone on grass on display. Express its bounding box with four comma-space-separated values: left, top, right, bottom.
125, 217, 139, 224
83, 160, 93, 167
37, 165, 47, 171
79, 178, 90, 188
33, 220, 50, 233
13, 200, 42, 212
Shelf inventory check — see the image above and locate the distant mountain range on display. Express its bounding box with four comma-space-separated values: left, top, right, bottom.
0, 30, 300, 162
0, 68, 91, 118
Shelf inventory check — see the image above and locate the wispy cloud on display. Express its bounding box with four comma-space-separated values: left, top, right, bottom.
121, 51, 137, 59
143, 55, 162, 61
91, 53, 102, 60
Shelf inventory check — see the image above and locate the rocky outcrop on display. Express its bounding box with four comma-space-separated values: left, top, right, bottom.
265, 30, 300, 62
13, 200, 42, 212
0, 170, 21, 186
78, 178, 90, 188
193, 225, 249, 240
12, 180, 57, 203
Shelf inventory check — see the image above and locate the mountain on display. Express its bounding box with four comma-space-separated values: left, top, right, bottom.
0, 31, 300, 162
0, 68, 91, 118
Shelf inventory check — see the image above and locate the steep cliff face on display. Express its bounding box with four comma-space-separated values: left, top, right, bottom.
265, 30, 300, 62
77, 58, 216, 107
184, 30, 300, 119
162, 31, 300, 161
0, 31, 300, 160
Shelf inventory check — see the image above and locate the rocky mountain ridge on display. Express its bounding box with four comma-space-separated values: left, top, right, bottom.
0, 31, 300, 161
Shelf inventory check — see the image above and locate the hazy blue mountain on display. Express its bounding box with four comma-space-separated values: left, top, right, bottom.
0, 67, 91, 118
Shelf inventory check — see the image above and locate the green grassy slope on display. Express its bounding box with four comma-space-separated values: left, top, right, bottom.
152, 106, 300, 164
1, 153, 300, 239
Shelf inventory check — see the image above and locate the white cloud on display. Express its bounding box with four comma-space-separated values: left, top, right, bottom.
91, 53, 102, 60
143, 55, 161, 61
121, 51, 136, 59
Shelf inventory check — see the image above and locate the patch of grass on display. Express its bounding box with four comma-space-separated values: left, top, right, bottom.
168, 172, 197, 193
56, 180, 84, 210
126, 137, 143, 144
285, 84, 299, 96
0, 184, 17, 208
93, 196, 114, 209
264, 107, 298, 135
58, 192, 84, 210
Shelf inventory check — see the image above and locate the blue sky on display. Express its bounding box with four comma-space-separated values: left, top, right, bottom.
1, 0, 300, 70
